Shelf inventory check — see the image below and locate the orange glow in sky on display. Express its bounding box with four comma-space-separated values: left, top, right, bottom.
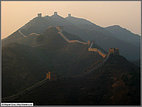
1, 1, 141, 39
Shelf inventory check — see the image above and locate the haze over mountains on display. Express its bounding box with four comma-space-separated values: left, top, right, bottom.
2, 12, 140, 105
3, 12, 140, 61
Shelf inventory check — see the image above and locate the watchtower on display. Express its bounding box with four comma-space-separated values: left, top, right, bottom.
37, 13, 42, 17
46, 72, 57, 80
46, 72, 51, 80
114, 48, 119, 55
109, 48, 114, 54
88, 40, 91, 46
68, 14, 71, 17
109, 48, 119, 55
54, 12, 58, 15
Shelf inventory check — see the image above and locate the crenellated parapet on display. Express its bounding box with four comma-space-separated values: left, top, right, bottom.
97, 50, 107, 58
46, 72, 51, 80
109, 48, 119, 55
56, 26, 88, 45
53, 26, 120, 59
46, 72, 57, 80
88, 40, 91, 46
88, 48, 106, 58
88, 48, 98, 52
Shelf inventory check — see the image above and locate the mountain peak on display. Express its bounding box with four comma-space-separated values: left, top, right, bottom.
51, 12, 64, 19
106, 25, 130, 32
111, 25, 121, 28
105, 25, 140, 36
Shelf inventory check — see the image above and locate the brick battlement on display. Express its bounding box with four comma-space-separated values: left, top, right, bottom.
54, 26, 120, 59
46, 72, 57, 80
56, 26, 89, 45
109, 48, 119, 55
88, 48, 106, 58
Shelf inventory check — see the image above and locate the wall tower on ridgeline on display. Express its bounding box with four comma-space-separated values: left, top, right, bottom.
109, 48, 119, 55
46, 72, 57, 80
54, 12, 58, 15
46, 72, 51, 80
68, 14, 71, 17
37, 13, 42, 17
88, 40, 91, 46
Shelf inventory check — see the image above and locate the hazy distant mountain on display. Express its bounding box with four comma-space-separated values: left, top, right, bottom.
65, 15, 140, 61
105, 25, 140, 47
4, 55, 140, 105
65, 15, 102, 31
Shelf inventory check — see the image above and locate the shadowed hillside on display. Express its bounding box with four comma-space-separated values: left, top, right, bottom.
3, 55, 140, 105
2, 27, 103, 98
105, 25, 140, 47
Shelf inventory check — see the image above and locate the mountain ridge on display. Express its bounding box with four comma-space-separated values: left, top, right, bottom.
2, 26, 104, 98
5, 12, 139, 61
105, 25, 140, 47
2, 13, 140, 105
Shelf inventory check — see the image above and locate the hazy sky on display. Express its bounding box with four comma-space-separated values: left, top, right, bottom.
1, 1, 141, 39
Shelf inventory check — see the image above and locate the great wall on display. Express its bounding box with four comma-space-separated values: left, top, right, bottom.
2, 78, 48, 101
18, 30, 40, 38
18, 26, 119, 59
55, 26, 119, 58
18, 12, 119, 59
2, 72, 55, 101
55, 26, 119, 76
56, 26, 88, 45
88, 42, 106, 58
18, 26, 119, 77
18, 26, 119, 78
2, 26, 120, 101
18, 30, 27, 37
